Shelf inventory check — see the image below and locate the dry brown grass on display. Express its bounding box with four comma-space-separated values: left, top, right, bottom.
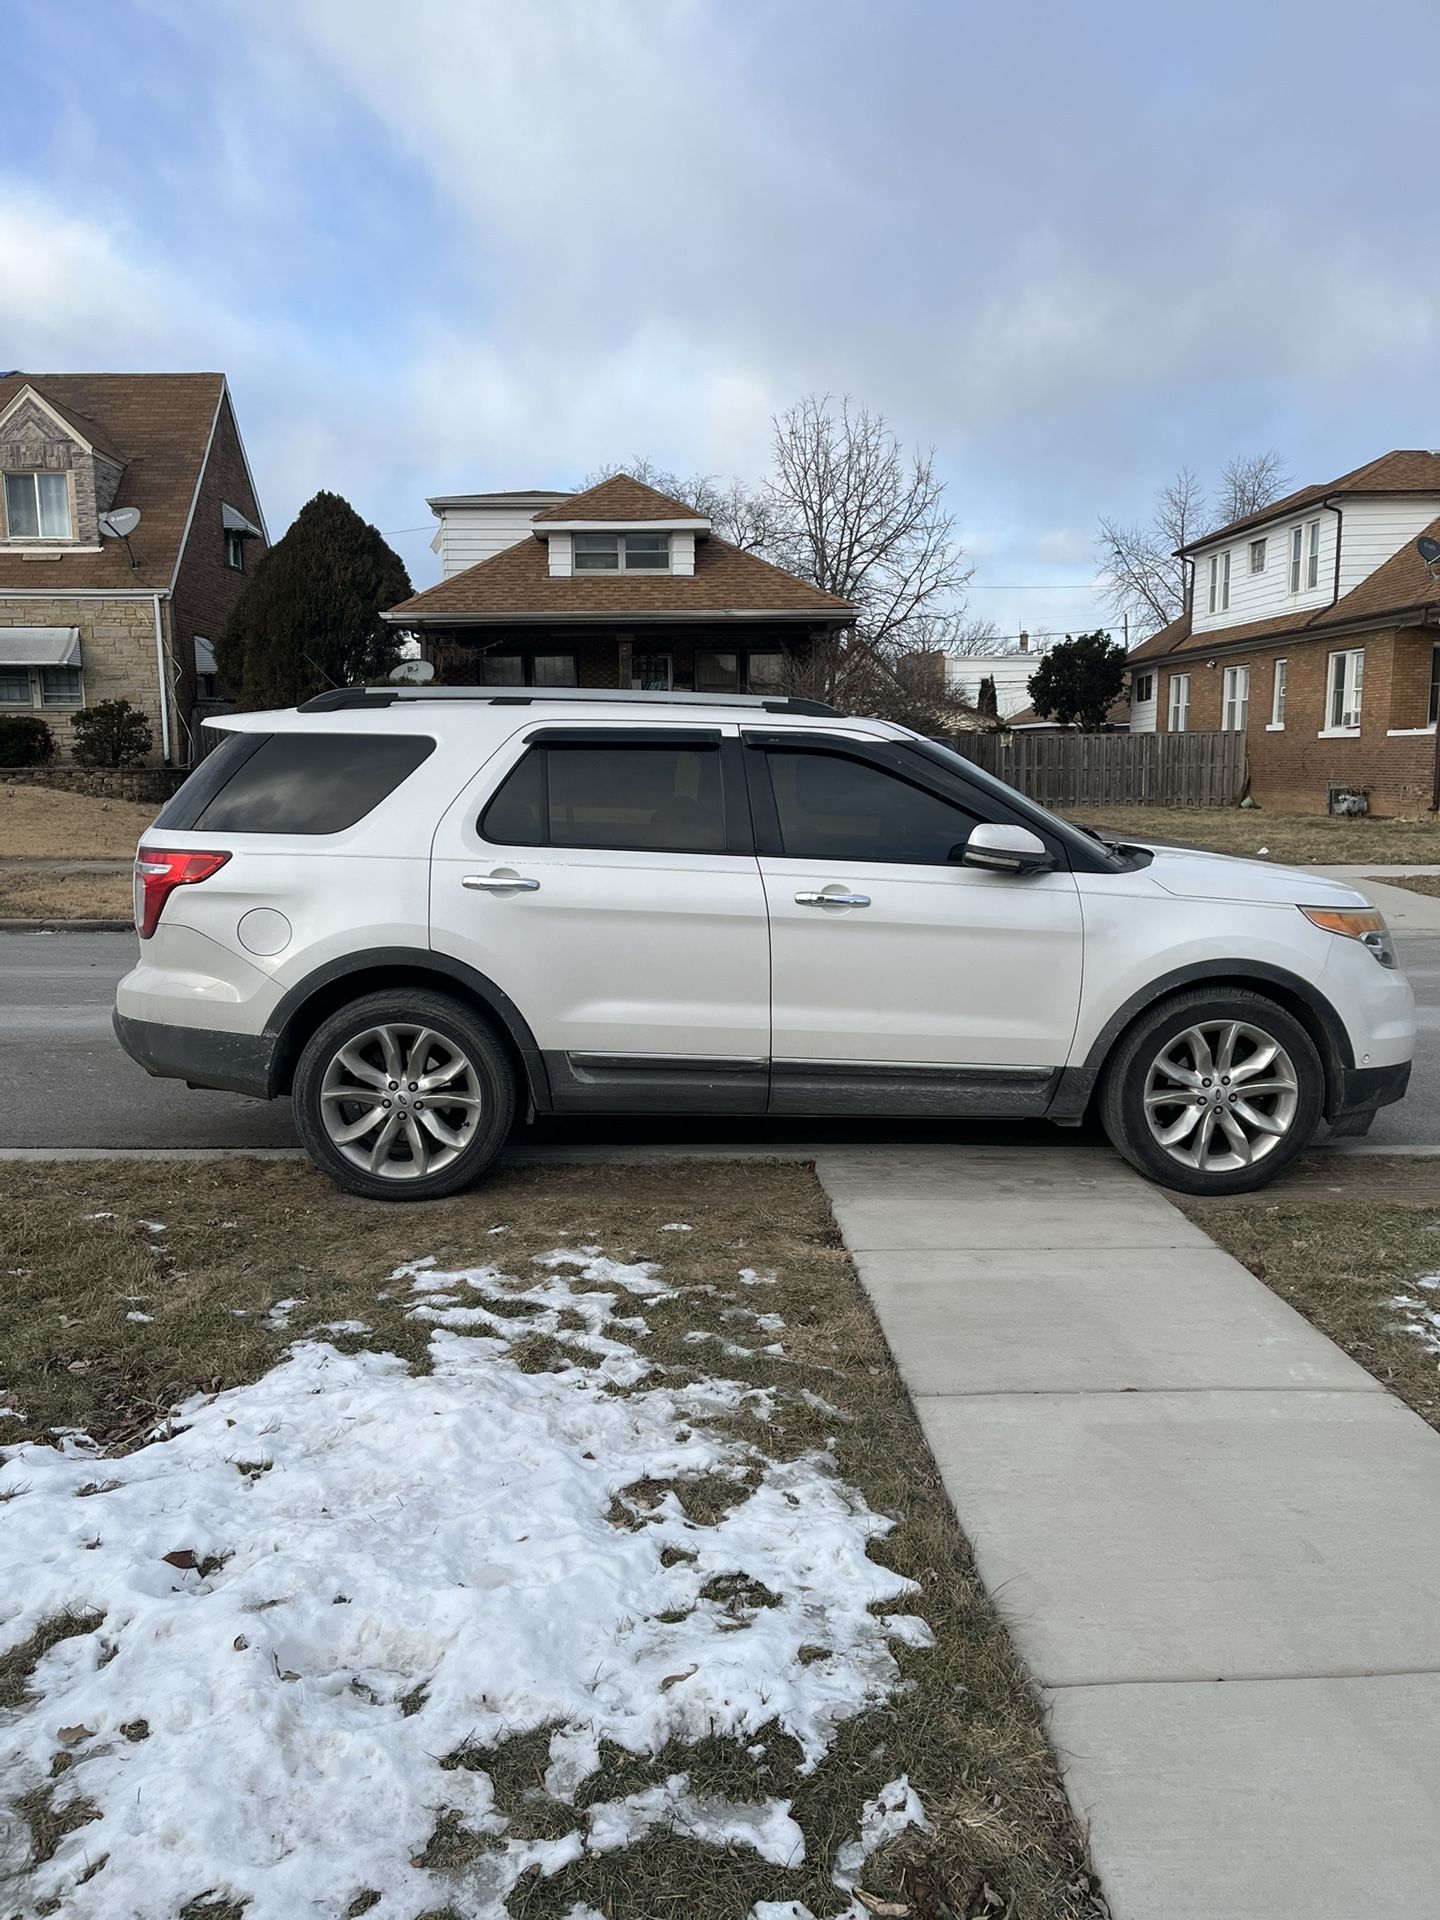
0, 867, 132, 920
0, 782, 156, 860
1071, 805, 1440, 865
1182, 1156, 1440, 1433
0, 1159, 1103, 1920
1364, 873, 1440, 899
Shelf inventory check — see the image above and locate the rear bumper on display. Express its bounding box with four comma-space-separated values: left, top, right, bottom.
113, 1009, 275, 1100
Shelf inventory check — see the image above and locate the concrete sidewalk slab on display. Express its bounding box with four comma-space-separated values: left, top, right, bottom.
912, 1386, 1440, 1686
1048, 1672, 1440, 1920
854, 1245, 1380, 1394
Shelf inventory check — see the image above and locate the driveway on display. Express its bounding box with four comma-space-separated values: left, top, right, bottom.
2, 927, 1436, 1151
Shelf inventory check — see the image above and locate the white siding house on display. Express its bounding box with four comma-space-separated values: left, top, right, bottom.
944, 642, 1045, 717
428, 490, 572, 578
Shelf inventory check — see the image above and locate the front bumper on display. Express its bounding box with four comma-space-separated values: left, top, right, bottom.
113, 1009, 275, 1100
1329, 1058, 1411, 1128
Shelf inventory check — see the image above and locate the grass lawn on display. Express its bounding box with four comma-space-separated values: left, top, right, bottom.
1181, 1156, 1440, 1434
0, 867, 131, 921
0, 782, 156, 861
1364, 873, 1440, 900
0, 1159, 1101, 1920
1070, 805, 1440, 866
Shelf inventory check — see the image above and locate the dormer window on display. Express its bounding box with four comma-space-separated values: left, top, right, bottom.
572, 532, 670, 573
4, 470, 72, 541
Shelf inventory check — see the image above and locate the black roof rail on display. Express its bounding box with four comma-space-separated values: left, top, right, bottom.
296, 687, 840, 717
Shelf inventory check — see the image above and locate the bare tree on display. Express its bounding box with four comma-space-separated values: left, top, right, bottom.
1097, 455, 1288, 641
1217, 450, 1291, 526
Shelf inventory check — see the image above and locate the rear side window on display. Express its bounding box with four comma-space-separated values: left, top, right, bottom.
154, 732, 434, 835
765, 749, 981, 864
482, 744, 725, 853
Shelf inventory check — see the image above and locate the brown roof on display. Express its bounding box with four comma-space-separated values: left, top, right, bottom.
1125, 515, 1440, 668
388, 526, 854, 624
1008, 691, 1130, 729
1183, 450, 1440, 551
0, 373, 227, 591
531, 474, 708, 523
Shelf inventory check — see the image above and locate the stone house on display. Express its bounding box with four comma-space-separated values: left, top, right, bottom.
384, 474, 854, 691
0, 373, 267, 766
1127, 450, 1440, 815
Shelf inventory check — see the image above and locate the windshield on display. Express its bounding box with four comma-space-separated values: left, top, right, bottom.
909, 737, 1139, 873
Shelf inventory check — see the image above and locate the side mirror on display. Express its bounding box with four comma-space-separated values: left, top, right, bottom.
961, 822, 1053, 875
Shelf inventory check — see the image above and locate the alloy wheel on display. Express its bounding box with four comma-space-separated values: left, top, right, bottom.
1142, 1019, 1300, 1173
319, 1023, 484, 1180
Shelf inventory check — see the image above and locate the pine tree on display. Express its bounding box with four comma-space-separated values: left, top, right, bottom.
976, 674, 998, 720
1026, 632, 1128, 731
216, 491, 411, 707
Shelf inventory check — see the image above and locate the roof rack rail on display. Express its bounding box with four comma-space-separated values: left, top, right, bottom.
297, 686, 840, 717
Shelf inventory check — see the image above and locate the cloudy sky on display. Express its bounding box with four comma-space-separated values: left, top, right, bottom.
5, 0, 1436, 640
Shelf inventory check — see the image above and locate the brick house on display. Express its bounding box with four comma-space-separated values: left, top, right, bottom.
1127, 451, 1440, 815
0, 373, 267, 766
384, 474, 854, 691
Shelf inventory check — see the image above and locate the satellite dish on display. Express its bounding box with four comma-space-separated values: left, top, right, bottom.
388, 658, 436, 685
1417, 535, 1440, 566
99, 507, 142, 539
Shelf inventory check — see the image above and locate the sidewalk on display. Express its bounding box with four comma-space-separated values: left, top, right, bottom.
813, 1141, 1440, 1920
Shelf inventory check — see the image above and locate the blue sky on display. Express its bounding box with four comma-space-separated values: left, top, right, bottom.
4, 0, 1437, 639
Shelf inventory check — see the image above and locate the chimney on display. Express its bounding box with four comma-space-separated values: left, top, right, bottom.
1018, 631, 1029, 654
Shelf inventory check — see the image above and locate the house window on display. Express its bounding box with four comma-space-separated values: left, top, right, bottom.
1290, 519, 1320, 593
4, 471, 71, 540
1222, 665, 1250, 732
1271, 659, 1287, 728
0, 667, 32, 703
1167, 673, 1190, 733
479, 652, 576, 687
480, 653, 525, 685
1428, 643, 1439, 727
1326, 648, 1364, 730
1132, 672, 1154, 703
694, 649, 785, 694
1250, 538, 1267, 574
224, 528, 246, 571
746, 651, 787, 694
632, 652, 673, 691
39, 667, 83, 708
571, 532, 671, 573
695, 650, 740, 692
531, 652, 577, 687
1208, 551, 1231, 614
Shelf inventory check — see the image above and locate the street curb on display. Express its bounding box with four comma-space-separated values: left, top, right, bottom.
1315, 1141, 1440, 1157
0, 918, 131, 933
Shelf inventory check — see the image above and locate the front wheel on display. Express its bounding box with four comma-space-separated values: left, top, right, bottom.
293, 989, 515, 1201
1098, 989, 1324, 1195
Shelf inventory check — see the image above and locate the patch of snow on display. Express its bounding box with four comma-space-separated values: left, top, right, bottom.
0, 1252, 929, 1918
832, 1775, 929, 1889
137, 1220, 166, 1235
124, 1312, 153, 1325
660, 1223, 693, 1233
1386, 1289, 1440, 1358
738, 1267, 778, 1287
311, 1320, 370, 1337
83, 1212, 114, 1221
263, 1297, 302, 1331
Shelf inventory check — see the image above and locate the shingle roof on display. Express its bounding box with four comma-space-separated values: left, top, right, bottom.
387, 527, 855, 623
1125, 514, 1440, 667
0, 373, 226, 592
1183, 450, 1440, 551
531, 474, 708, 523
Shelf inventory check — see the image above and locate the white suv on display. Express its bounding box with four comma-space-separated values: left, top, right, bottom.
114, 688, 1415, 1201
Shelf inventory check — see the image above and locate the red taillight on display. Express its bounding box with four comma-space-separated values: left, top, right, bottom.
134, 848, 231, 939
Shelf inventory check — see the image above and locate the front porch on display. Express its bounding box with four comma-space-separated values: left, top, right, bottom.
420, 620, 830, 695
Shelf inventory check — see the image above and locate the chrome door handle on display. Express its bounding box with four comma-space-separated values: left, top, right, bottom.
462, 873, 540, 893
794, 889, 871, 908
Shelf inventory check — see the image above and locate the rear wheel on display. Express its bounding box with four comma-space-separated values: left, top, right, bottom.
293, 989, 514, 1201
1099, 989, 1324, 1195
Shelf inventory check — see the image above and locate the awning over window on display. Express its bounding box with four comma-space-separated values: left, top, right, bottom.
194, 635, 218, 675
221, 503, 263, 538
0, 627, 81, 668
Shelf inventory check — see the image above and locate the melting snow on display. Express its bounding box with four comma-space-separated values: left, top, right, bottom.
1387, 1274, 1440, 1358
1, 1248, 931, 1918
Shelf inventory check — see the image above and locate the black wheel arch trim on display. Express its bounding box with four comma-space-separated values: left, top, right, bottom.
263, 947, 552, 1110
1049, 960, 1356, 1123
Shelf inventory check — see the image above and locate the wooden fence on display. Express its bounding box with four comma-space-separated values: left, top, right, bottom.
943, 729, 1246, 810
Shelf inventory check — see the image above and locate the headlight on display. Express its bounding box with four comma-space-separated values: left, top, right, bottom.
1300, 905, 1398, 968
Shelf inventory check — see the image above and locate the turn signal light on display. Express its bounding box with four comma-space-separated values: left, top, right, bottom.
134, 848, 231, 939
1299, 905, 1398, 968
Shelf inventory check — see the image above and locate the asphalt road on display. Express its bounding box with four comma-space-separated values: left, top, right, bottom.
1, 928, 1437, 1152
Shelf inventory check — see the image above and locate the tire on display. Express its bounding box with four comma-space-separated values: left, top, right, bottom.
1098, 988, 1324, 1196
292, 989, 515, 1201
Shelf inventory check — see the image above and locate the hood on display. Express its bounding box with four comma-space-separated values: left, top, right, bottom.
1123, 840, 1373, 910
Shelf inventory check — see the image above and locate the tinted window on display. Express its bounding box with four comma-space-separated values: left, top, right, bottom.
151, 731, 268, 831
481, 745, 725, 853
767, 750, 980, 864
168, 733, 434, 835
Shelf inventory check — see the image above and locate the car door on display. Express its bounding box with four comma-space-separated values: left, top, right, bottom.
743, 732, 1084, 1115
430, 724, 771, 1112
